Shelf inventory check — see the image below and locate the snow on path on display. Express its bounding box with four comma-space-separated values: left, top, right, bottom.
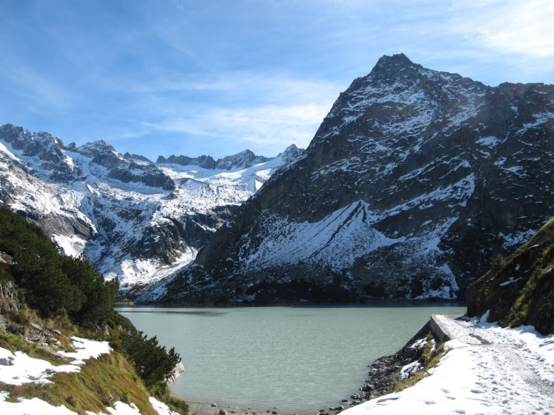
343, 314, 554, 415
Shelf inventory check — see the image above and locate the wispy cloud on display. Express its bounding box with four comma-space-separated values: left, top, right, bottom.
134, 73, 341, 157
2, 0, 554, 160
0, 64, 77, 113
148, 103, 329, 148
449, 0, 554, 57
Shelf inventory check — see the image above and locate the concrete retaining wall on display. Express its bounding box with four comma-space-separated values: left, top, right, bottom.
430, 314, 454, 342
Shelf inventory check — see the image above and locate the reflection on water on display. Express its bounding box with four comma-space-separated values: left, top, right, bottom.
117, 309, 228, 317
118, 305, 465, 411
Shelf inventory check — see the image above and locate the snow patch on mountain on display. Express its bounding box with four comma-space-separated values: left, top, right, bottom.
239, 201, 399, 270
52, 234, 88, 258
0, 124, 303, 291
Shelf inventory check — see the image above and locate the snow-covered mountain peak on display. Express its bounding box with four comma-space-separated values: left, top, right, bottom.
157, 149, 272, 171
76, 140, 118, 158
123, 153, 154, 165
0, 123, 301, 292
138, 54, 554, 306
0, 124, 80, 181
369, 53, 420, 79
70, 140, 176, 191
215, 149, 272, 170
277, 144, 303, 164
157, 154, 217, 169
328, 53, 485, 126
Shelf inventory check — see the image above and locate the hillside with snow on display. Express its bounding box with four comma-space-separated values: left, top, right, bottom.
137, 53, 554, 305
0, 123, 303, 292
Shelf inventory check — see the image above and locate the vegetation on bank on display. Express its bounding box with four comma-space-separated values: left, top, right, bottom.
0, 206, 188, 414
394, 332, 445, 392
467, 216, 554, 335
0, 207, 118, 325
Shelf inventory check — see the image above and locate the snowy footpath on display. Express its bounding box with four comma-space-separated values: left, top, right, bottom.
343, 313, 554, 415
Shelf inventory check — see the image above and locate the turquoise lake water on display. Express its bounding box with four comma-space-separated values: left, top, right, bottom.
117, 305, 466, 411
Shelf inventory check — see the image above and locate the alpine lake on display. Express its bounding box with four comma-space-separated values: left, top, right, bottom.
117, 304, 466, 412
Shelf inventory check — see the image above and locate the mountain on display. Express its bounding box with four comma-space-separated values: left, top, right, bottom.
157, 149, 272, 170
467, 215, 554, 335
0, 123, 303, 293
137, 53, 554, 305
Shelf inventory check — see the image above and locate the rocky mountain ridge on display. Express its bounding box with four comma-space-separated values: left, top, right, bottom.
0, 123, 303, 292
137, 53, 554, 305
157, 149, 271, 170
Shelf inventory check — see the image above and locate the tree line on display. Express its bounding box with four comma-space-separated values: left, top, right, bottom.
0, 205, 183, 395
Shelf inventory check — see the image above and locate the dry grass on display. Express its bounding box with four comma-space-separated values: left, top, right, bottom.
6, 352, 159, 415
0, 333, 72, 366
394, 335, 446, 392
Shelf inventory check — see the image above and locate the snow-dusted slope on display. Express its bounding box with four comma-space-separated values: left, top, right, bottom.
137, 53, 554, 305
0, 337, 180, 415
0, 124, 302, 291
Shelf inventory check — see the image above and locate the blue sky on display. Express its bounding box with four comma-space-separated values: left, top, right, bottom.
1, 0, 553, 161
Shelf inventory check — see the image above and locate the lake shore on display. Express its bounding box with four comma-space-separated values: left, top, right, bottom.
119, 306, 464, 411
340, 315, 554, 414
186, 401, 322, 415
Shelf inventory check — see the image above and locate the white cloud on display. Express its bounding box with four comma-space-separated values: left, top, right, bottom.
133, 72, 341, 155
152, 103, 329, 148
449, 0, 554, 57
141, 101, 331, 157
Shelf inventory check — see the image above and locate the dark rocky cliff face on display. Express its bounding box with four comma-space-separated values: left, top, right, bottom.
139, 53, 554, 305
76, 141, 176, 191
157, 154, 217, 169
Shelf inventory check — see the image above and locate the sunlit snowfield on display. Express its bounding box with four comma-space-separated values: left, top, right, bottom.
118, 305, 465, 411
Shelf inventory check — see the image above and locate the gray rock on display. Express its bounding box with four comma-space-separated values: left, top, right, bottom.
0, 357, 14, 366
30, 323, 43, 332
150, 53, 554, 305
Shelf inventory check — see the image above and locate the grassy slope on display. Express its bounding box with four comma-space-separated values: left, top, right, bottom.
466, 217, 554, 335
2, 351, 158, 415
0, 282, 166, 415
0, 286, 190, 415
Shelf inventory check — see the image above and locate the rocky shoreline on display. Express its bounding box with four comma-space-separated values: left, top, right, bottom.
186, 401, 318, 415
350, 322, 432, 404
